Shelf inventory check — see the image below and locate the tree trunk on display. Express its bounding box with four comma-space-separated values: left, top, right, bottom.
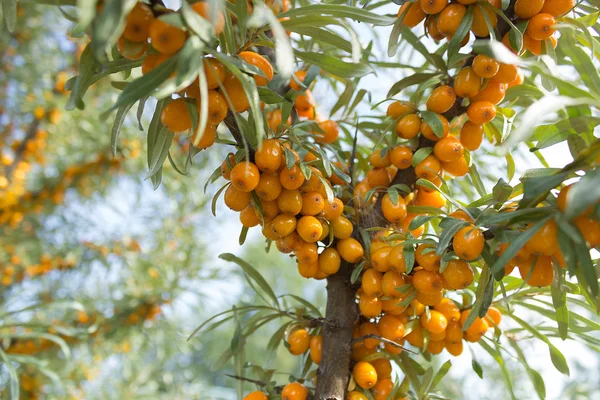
314, 260, 358, 399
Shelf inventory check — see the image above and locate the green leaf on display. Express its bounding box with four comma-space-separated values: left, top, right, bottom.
295, 51, 372, 78
462, 265, 491, 331
469, 164, 487, 198
111, 102, 134, 156
429, 360, 452, 391
551, 266, 569, 341
565, 168, 600, 219
2, 0, 17, 32
447, 6, 474, 63
492, 178, 512, 208
219, 253, 279, 308
0, 348, 19, 399
387, 73, 441, 98
436, 218, 469, 256
351, 260, 366, 284
278, 4, 396, 26
146, 127, 174, 179
472, 357, 484, 379
421, 110, 445, 138
91, 0, 137, 61
519, 170, 568, 209
412, 147, 433, 167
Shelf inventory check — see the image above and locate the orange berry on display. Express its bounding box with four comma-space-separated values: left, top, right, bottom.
396, 114, 422, 139
271, 214, 297, 238
282, 382, 308, 400
445, 339, 463, 356
415, 155, 442, 181
279, 164, 305, 190
359, 293, 382, 318
295, 242, 318, 264
230, 162, 261, 192
353, 361, 378, 389
319, 248, 341, 275
370, 149, 392, 168
359, 321, 381, 349
117, 37, 147, 60
388, 245, 407, 273
367, 167, 392, 187
288, 329, 310, 355
149, 18, 187, 55
493, 63, 519, 84
526, 13, 556, 40
198, 90, 228, 125
123, 3, 154, 42
486, 306, 502, 326
347, 392, 368, 400
434, 136, 463, 162
161, 98, 192, 133
514, 0, 545, 19
221, 153, 236, 180
296, 215, 322, 243
416, 289, 444, 306
371, 246, 392, 272
277, 189, 303, 215
301, 192, 324, 216
427, 85, 456, 114
467, 101, 497, 124
453, 226, 484, 260
337, 238, 364, 263
243, 391, 268, 400
191, 2, 225, 35
436, 3, 467, 37
419, 0, 448, 15
460, 309, 489, 336
331, 216, 353, 239
540, 0, 575, 16
378, 314, 405, 342
405, 324, 425, 348
389, 146, 413, 169
525, 219, 558, 256
239, 51, 274, 86
382, 270, 405, 297
398, 2, 426, 27
255, 173, 282, 201
371, 358, 392, 379
222, 73, 250, 112
472, 54, 499, 78
415, 188, 446, 209
321, 198, 344, 220
203, 57, 226, 89
518, 255, 554, 286
445, 320, 463, 341
255, 139, 282, 173
240, 203, 261, 227
412, 270, 443, 294
434, 298, 461, 322
574, 216, 600, 247
426, 15, 445, 41
382, 193, 407, 223
449, 209, 474, 223
260, 199, 279, 220
224, 185, 251, 211
387, 101, 414, 118
441, 259, 474, 289
471, 79, 506, 105
289, 70, 308, 90
309, 335, 323, 364
471, 5, 497, 37
454, 66, 481, 98
421, 114, 450, 141
442, 156, 469, 177
420, 310, 448, 334
415, 244, 440, 271
315, 120, 339, 144
362, 268, 383, 296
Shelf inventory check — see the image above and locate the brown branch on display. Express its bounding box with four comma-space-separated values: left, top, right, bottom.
4, 118, 40, 182
352, 334, 417, 354
225, 374, 267, 387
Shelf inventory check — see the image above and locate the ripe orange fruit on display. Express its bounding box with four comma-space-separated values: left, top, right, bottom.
230, 161, 261, 192
524, 34, 544, 56
426, 15, 445, 41
295, 242, 318, 264
442, 156, 469, 177
416, 289, 444, 306
556, 184, 575, 211
419, 0, 448, 14
449, 209, 474, 223
434, 298, 461, 322
493, 63, 519, 84
486, 306, 502, 326
415, 244, 441, 271
239, 51, 274, 86
123, 3, 154, 42
574, 216, 600, 247
277, 189, 302, 215
243, 391, 268, 400
224, 185, 251, 211
337, 238, 364, 263
415, 155, 442, 181
518, 255, 554, 286
282, 382, 308, 400
279, 164, 305, 190
255, 139, 282, 173
420, 310, 448, 334
389, 146, 413, 170
347, 391, 368, 400
467, 101, 497, 124
288, 328, 310, 355
296, 215, 323, 243
197, 90, 228, 125
362, 268, 383, 296
240, 204, 261, 227
460, 309, 489, 337
382, 270, 405, 297
525, 219, 558, 256
460, 121, 484, 151
353, 361, 378, 389
371, 246, 392, 272
526, 13, 556, 40
271, 214, 297, 238
161, 98, 192, 133
149, 18, 187, 55
366, 167, 391, 188
441, 259, 474, 289
514, 0, 545, 18
421, 114, 450, 141
396, 113, 422, 139
370, 149, 392, 168
472, 54, 499, 78
381, 193, 407, 223
471, 80, 506, 104
319, 248, 341, 275
289, 70, 308, 90
445, 339, 463, 356
371, 358, 392, 379
372, 378, 394, 400
453, 226, 484, 260
412, 270, 443, 294
321, 198, 344, 220
445, 319, 463, 341
221, 153, 236, 180
359, 293, 382, 318
203, 57, 226, 89
331, 216, 353, 239
378, 314, 405, 342
309, 335, 323, 364
426, 85, 456, 114
315, 120, 340, 144
406, 299, 426, 317
300, 192, 324, 216
117, 37, 147, 60
405, 324, 425, 348
359, 321, 381, 349
540, 0, 575, 16
454, 66, 482, 98
434, 136, 464, 162
388, 245, 407, 273
294, 90, 315, 112
222, 73, 250, 112
191, 2, 225, 35
398, 2, 426, 27
471, 5, 497, 37
387, 101, 414, 118
437, 3, 467, 37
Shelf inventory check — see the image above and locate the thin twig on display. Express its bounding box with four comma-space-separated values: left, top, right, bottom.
352, 334, 417, 354
225, 374, 267, 386
4, 118, 40, 182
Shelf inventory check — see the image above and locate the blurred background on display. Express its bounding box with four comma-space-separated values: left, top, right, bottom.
0, 2, 599, 400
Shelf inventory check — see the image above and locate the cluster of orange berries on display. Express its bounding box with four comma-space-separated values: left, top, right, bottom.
399, 0, 570, 55
5, 332, 79, 356
0, 253, 75, 287
244, 381, 309, 400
